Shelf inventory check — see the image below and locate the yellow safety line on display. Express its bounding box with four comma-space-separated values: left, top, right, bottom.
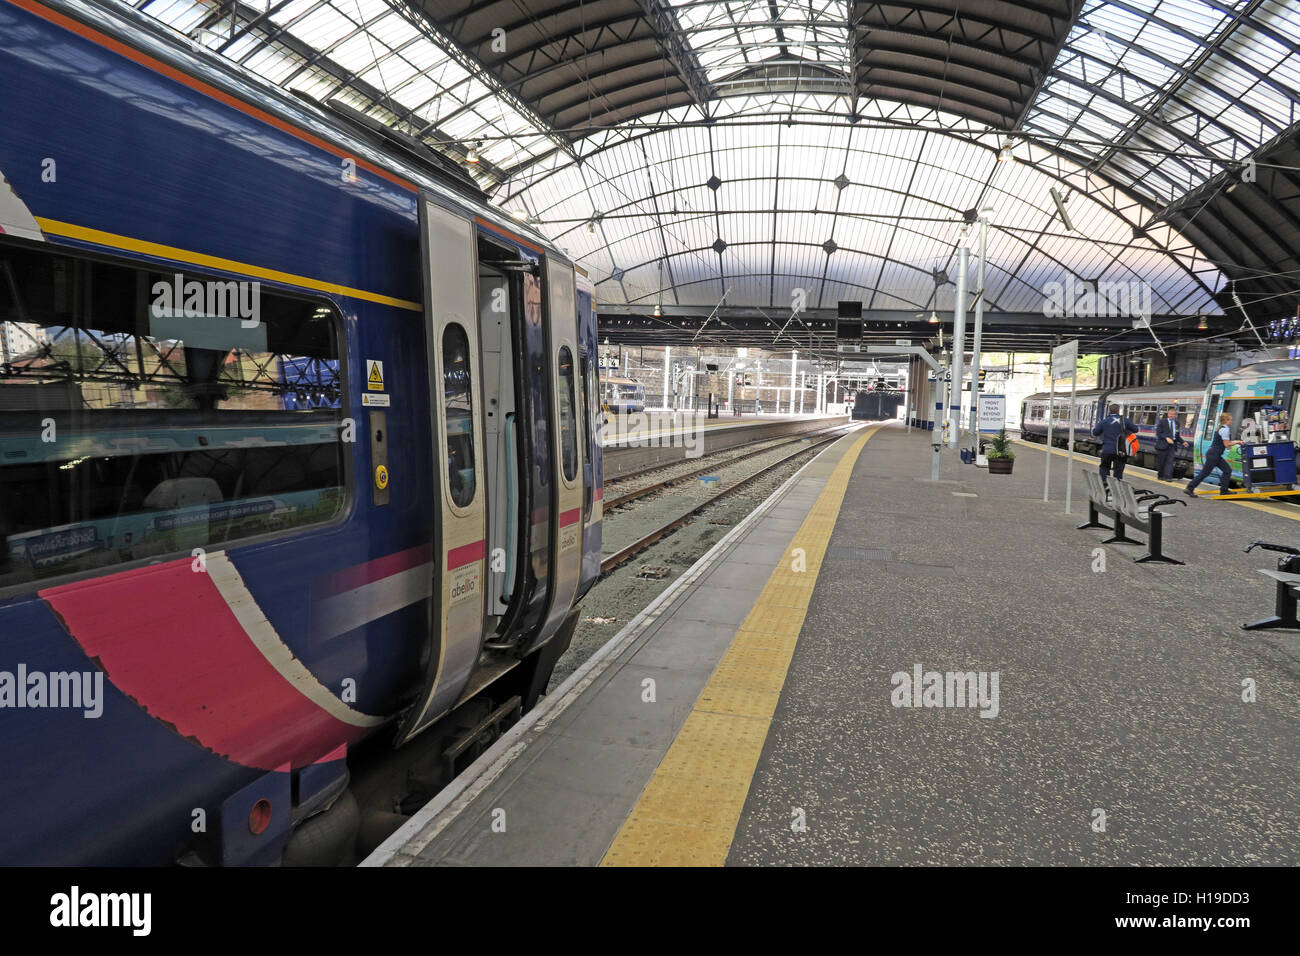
1014, 437, 1300, 521
600, 426, 879, 867
35, 218, 423, 312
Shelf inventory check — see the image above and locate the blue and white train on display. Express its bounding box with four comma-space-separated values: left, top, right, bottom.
0, 0, 604, 864
1020, 384, 1202, 475
1020, 361, 1300, 485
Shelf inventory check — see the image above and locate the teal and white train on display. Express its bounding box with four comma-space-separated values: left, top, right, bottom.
1191, 360, 1300, 484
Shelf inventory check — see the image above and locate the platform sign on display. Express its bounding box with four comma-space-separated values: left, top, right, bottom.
1051, 340, 1078, 379
1046, 339, 1080, 514
977, 394, 1005, 433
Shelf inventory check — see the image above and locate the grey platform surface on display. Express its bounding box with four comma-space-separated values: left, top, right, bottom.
729, 424, 1300, 865
363, 427, 866, 866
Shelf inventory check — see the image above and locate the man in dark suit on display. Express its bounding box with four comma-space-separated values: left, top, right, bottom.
1155, 407, 1180, 480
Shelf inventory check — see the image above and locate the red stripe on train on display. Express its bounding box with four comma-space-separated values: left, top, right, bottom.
40, 559, 367, 770
447, 539, 485, 570
559, 508, 581, 527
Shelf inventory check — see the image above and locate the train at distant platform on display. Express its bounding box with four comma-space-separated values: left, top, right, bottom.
600, 376, 647, 414
1019, 360, 1300, 483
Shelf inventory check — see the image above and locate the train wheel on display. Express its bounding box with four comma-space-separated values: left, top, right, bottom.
280, 790, 360, 867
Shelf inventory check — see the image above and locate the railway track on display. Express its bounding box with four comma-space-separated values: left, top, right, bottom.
602, 422, 854, 510
599, 425, 856, 574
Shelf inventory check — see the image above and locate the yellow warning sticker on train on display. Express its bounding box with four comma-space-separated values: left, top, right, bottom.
366, 359, 384, 391
374, 464, 389, 490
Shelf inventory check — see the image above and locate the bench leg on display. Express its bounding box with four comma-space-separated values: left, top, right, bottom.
1077, 500, 1107, 530
1102, 515, 1138, 545
1242, 582, 1300, 630
1134, 513, 1183, 565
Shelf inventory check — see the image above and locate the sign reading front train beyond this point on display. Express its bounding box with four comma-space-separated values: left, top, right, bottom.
978, 394, 1006, 433
366, 359, 384, 391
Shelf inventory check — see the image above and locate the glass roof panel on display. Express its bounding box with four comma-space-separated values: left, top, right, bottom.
127, 0, 1300, 319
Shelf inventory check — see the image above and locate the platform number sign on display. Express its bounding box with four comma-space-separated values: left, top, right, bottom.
366, 359, 384, 391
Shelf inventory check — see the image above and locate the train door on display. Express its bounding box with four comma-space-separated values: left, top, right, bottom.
478, 262, 518, 623
1196, 386, 1224, 469
474, 237, 552, 651
396, 196, 489, 744
527, 256, 585, 650
576, 281, 603, 599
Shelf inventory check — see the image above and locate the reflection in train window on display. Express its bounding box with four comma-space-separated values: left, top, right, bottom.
442, 323, 476, 508
557, 346, 578, 482
0, 240, 345, 590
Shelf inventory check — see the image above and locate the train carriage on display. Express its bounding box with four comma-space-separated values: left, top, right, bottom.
1021, 385, 1201, 476
1019, 389, 1106, 447
1107, 384, 1203, 474
599, 376, 646, 415
0, 0, 600, 865
1191, 360, 1300, 489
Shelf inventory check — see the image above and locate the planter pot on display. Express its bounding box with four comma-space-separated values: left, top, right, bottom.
987, 457, 1014, 474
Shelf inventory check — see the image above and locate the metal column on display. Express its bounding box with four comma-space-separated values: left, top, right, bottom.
967, 218, 987, 451
949, 246, 969, 448
790, 350, 797, 416
663, 345, 671, 411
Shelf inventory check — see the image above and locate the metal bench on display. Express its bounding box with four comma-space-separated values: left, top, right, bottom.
1077, 473, 1186, 564
1242, 542, 1300, 630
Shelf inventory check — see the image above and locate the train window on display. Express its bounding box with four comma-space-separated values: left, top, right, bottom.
1204, 394, 1221, 439
557, 346, 578, 482
441, 323, 476, 508
0, 241, 346, 590
580, 352, 593, 436
1141, 405, 1157, 426
1226, 398, 1273, 442
1177, 405, 1195, 431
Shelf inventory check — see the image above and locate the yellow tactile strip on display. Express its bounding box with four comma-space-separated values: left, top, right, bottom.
600, 427, 878, 866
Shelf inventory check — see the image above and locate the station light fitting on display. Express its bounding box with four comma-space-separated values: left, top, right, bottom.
653, 304, 661, 317
1049, 188, 1075, 233
927, 312, 940, 324
1198, 315, 1208, 330
997, 142, 1014, 163
466, 141, 482, 164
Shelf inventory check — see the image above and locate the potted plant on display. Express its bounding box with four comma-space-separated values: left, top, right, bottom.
986, 428, 1015, 474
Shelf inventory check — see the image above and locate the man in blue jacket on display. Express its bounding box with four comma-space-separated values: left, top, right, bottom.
1091, 403, 1139, 494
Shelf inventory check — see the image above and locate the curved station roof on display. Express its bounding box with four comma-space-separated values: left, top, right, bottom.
135, 0, 1300, 353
